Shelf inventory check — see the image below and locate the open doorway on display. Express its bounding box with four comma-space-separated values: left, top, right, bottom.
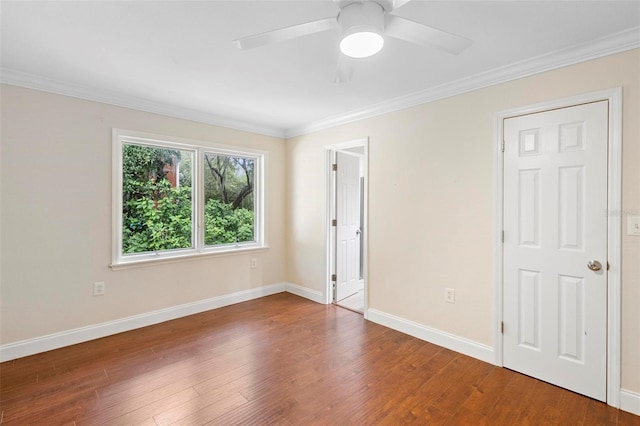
325, 138, 368, 315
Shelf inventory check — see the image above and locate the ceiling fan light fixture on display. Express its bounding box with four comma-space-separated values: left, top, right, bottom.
338, 1, 385, 58
340, 31, 384, 58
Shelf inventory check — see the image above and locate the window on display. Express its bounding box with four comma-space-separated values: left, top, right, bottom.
112, 130, 265, 267
203, 152, 256, 246
121, 144, 195, 254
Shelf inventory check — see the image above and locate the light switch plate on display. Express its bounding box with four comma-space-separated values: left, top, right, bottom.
628, 216, 640, 236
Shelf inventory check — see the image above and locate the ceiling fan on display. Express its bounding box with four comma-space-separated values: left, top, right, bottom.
233, 0, 473, 82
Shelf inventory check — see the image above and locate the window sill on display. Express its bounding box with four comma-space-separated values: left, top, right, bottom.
110, 246, 270, 271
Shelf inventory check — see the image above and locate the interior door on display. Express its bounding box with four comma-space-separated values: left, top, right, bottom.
335, 151, 361, 302
503, 101, 608, 401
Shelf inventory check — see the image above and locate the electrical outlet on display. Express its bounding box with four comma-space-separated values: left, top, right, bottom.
628, 216, 640, 236
94, 282, 105, 296
250, 258, 257, 269
445, 288, 455, 304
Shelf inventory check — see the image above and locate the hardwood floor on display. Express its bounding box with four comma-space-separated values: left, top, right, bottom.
1, 293, 638, 425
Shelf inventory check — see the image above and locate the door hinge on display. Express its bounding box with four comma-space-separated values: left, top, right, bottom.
331, 274, 337, 282
501, 140, 505, 152
332, 219, 337, 226
607, 261, 610, 271
332, 163, 337, 171
501, 321, 504, 334
501, 230, 504, 243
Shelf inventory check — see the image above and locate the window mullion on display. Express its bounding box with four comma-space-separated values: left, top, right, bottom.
196, 147, 205, 252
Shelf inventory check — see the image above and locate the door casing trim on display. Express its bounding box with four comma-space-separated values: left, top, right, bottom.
493, 87, 623, 406
324, 138, 369, 316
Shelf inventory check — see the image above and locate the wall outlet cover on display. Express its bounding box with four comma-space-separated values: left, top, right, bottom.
445, 288, 455, 304
628, 216, 640, 236
94, 282, 105, 296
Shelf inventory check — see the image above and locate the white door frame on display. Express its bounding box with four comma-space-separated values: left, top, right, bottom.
493, 87, 622, 406
324, 137, 369, 317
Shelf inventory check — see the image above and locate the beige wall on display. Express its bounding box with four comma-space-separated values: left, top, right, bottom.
286, 49, 640, 393
1, 49, 637, 394
0, 85, 287, 344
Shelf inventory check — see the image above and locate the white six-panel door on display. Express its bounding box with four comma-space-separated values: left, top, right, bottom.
336, 151, 361, 302
503, 101, 608, 401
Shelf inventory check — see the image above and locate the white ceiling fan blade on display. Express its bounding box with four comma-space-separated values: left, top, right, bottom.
390, 0, 413, 12
385, 15, 472, 54
334, 55, 353, 84
234, 17, 337, 50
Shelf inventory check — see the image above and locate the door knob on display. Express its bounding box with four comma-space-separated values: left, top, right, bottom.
587, 260, 602, 272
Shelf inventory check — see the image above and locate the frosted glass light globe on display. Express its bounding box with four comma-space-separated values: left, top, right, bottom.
340, 31, 384, 58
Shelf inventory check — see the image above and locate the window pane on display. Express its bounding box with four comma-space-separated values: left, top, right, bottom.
122, 144, 194, 254
204, 153, 255, 246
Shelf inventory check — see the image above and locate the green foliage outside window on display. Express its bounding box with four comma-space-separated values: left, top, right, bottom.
121, 144, 255, 255
203, 153, 255, 246
204, 199, 254, 245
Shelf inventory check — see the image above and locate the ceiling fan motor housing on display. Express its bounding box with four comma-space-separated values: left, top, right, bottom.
338, 1, 386, 58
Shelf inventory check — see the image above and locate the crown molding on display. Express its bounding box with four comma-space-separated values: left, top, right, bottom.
2, 26, 638, 140
284, 26, 640, 138
0, 68, 286, 139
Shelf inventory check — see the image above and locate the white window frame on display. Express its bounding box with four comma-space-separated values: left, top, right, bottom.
112, 129, 266, 268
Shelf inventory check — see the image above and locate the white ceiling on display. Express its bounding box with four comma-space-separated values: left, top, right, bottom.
2, 1, 639, 137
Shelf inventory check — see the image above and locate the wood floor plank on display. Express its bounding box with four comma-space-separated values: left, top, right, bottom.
153, 391, 247, 425
1, 293, 637, 425
301, 335, 430, 422
135, 418, 158, 426
378, 353, 474, 423
79, 387, 200, 426
585, 399, 620, 425
513, 379, 565, 425
619, 409, 640, 426
431, 356, 494, 416
452, 366, 514, 419
356, 347, 456, 424
552, 386, 591, 425
1, 369, 106, 424
483, 370, 539, 424
384, 404, 452, 426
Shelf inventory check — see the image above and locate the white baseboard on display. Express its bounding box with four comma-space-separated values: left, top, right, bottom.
285, 282, 325, 304
0, 283, 286, 362
367, 308, 495, 364
620, 389, 640, 416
